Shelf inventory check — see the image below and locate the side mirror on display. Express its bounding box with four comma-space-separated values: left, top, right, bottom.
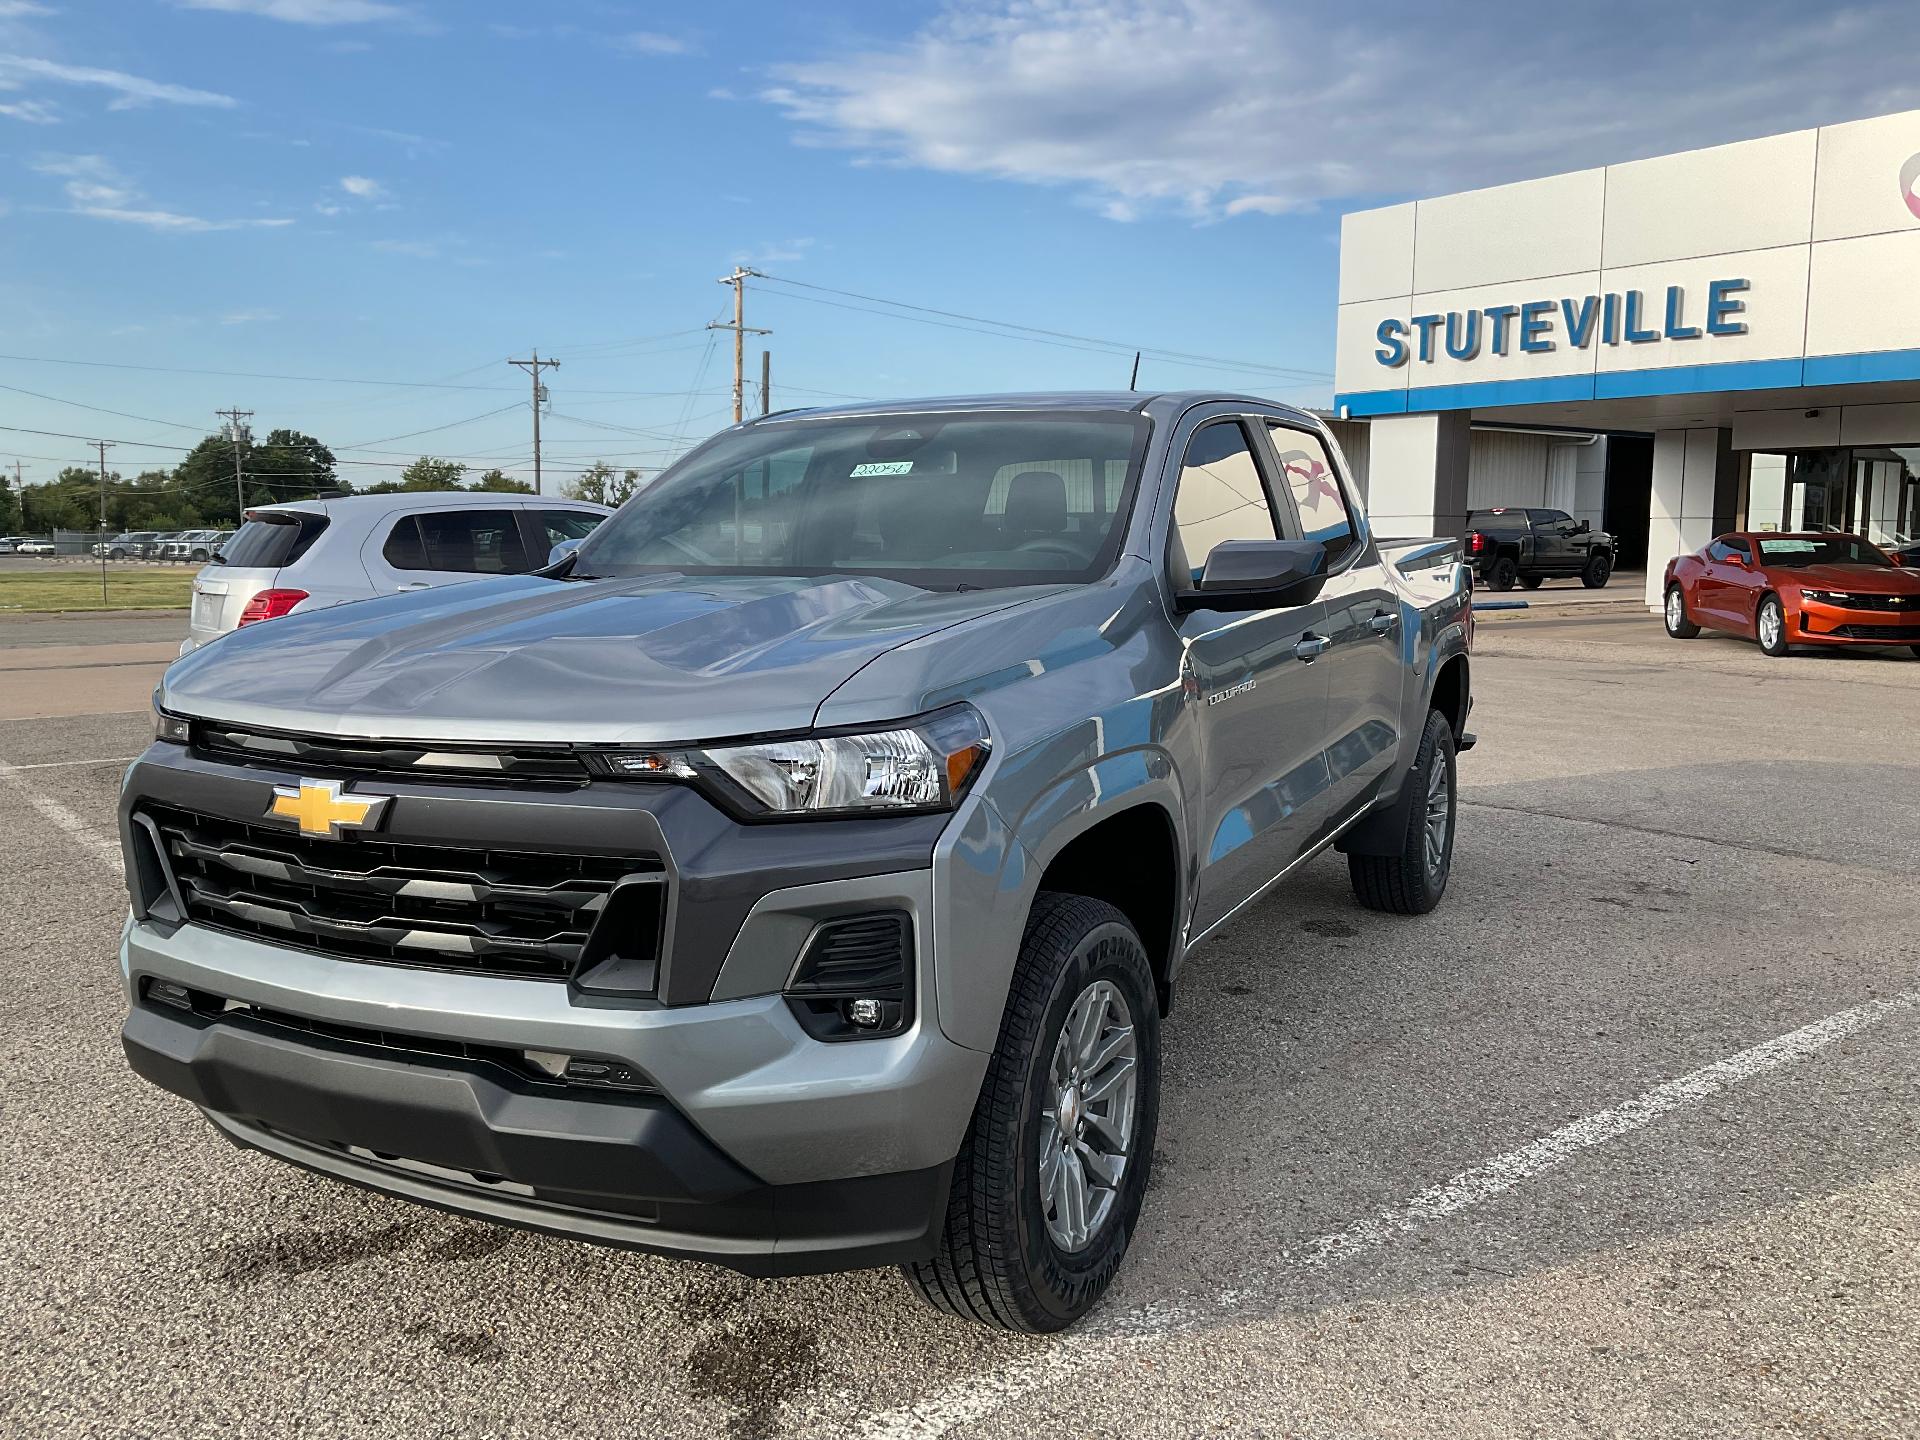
1180, 538, 1328, 611
548, 537, 584, 567
1725, 552, 1746, 568
1575, 520, 1591, 534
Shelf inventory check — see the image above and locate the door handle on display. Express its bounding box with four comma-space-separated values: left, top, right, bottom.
1294, 634, 1332, 661
396, 582, 431, 591
1367, 612, 1398, 636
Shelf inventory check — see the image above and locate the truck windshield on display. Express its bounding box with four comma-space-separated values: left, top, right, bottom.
572, 410, 1151, 590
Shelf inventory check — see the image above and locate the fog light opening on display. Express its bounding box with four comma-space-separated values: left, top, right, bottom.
845, 997, 885, 1029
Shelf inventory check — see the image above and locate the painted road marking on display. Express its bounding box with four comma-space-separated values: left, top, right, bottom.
0, 756, 138, 772
842, 988, 1920, 1440
0, 764, 125, 872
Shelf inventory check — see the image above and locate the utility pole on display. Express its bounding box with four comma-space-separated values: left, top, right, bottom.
710, 267, 771, 424
92, 440, 113, 605
216, 407, 252, 521
760, 349, 771, 416
508, 352, 561, 494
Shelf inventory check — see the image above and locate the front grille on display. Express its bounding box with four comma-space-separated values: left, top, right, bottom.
1833, 623, 1920, 640
192, 722, 589, 786
145, 803, 660, 979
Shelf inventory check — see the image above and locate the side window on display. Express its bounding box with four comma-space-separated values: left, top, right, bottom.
541, 509, 604, 545
385, 509, 533, 574
1705, 539, 1734, 562
1266, 423, 1356, 561
1170, 421, 1279, 585
1725, 536, 1751, 558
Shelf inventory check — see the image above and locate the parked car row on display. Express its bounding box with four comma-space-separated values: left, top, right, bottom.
0, 535, 56, 555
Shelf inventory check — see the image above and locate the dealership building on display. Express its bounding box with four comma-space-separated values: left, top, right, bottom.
1328, 106, 1920, 607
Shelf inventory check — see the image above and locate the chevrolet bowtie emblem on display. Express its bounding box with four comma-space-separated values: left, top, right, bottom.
265, 779, 391, 839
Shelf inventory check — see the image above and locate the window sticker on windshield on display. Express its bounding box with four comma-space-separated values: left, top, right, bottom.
850, 461, 914, 476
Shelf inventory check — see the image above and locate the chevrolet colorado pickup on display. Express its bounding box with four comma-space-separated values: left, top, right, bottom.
119, 392, 1473, 1332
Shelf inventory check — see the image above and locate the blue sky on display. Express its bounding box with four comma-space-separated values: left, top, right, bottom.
4, 0, 1920, 491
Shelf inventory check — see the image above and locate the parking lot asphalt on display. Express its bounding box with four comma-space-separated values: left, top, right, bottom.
2, 609, 1916, 1439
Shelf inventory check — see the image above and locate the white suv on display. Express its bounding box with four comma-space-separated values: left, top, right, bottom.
182, 492, 610, 654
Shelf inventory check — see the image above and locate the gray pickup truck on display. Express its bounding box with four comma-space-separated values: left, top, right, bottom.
119, 392, 1473, 1332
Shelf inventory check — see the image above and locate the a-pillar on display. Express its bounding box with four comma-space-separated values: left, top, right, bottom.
1362, 410, 1473, 539
1644, 428, 1739, 610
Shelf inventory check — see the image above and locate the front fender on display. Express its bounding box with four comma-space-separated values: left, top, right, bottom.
932, 747, 1186, 1054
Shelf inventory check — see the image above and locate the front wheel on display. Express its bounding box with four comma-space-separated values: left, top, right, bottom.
903, 893, 1160, 1333
1757, 594, 1790, 657
1582, 552, 1613, 588
1349, 708, 1456, 915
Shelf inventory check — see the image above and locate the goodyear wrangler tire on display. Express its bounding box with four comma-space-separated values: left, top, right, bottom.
902, 893, 1160, 1332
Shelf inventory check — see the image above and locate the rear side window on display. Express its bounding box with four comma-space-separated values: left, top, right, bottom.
540, 509, 604, 545
1469, 510, 1524, 536
1170, 421, 1281, 583
1267, 423, 1356, 563
384, 509, 533, 574
219, 513, 329, 569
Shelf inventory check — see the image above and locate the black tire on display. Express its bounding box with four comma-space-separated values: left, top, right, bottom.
903, 893, 1160, 1333
1487, 556, 1519, 592
1663, 585, 1700, 639
1581, 552, 1613, 588
191, 548, 210, 563
1756, 593, 1791, 657
1349, 708, 1456, 916
109, 547, 126, 560
1520, 575, 1545, 590
1910, 645, 1920, 659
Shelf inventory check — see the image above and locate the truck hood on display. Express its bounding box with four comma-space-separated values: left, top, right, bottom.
159, 572, 1059, 744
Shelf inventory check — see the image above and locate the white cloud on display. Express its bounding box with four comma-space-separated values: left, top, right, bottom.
737, 237, 815, 265
614, 31, 689, 56
221, 308, 278, 324
0, 3, 56, 17
0, 94, 55, 122
764, 0, 1920, 220
339, 173, 384, 199
33, 152, 294, 231
176, 0, 409, 23
372, 237, 437, 258
0, 53, 235, 108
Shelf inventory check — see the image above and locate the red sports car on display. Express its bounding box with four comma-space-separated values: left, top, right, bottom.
1663, 532, 1920, 658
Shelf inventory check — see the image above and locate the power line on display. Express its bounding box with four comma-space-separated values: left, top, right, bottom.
337, 402, 527, 452
752, 272, 1331, 382
0, 379, 207, 433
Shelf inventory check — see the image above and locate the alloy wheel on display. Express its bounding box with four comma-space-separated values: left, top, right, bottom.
1759, 602, 1782, 650
1666, 589, 1683, 631
1423, 747, 1453, 879
1039, 978, 1137, 1254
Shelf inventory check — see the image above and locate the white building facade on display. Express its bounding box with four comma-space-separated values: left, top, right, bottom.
1332, 108, 1920, 606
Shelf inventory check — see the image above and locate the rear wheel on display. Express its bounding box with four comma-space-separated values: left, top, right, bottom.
1664, 585, 1700, 639
1487, 556, 1519, 591
903, 894, 1160, 1332
1582, 552, 1613, 588
1349, 708, 1456, 916
1757, 594, 1790, 657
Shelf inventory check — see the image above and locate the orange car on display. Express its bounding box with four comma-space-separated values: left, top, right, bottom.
1663, 531, 1920, 658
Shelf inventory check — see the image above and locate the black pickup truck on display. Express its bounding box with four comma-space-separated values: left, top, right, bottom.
1466, 507, 1615, 591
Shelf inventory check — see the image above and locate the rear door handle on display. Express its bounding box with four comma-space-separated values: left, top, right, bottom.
1294, 634, 1332, 661
1368, 612, 1398, 636
396, 582, 432, 592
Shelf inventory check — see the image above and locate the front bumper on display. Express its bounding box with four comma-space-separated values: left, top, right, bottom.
122, 997, 953, 1275
1793, 601, 1920, 646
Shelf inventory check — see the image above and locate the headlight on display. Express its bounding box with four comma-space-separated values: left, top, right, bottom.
153, 705, 191, 745
591, 706, 990, 818
1801, 590, 1850, 606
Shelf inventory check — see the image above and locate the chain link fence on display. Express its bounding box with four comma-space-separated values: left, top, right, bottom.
7, 529, 230, 563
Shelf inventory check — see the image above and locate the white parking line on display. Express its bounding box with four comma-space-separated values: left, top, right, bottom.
844, 988, 1920, 1440
0, 756, 138, 772
0, 764, 125, 872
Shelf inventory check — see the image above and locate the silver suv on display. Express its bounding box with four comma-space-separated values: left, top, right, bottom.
181, 492, 610, 654
121, 393, 1473, 1331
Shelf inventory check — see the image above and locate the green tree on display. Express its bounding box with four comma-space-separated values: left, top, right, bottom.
470, 467, 533, 493
0, 480, 19, 534
562, 460, 641, 508
172, 427, 337, 524
398, 456, 468, 491
19, 466, 102, 532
